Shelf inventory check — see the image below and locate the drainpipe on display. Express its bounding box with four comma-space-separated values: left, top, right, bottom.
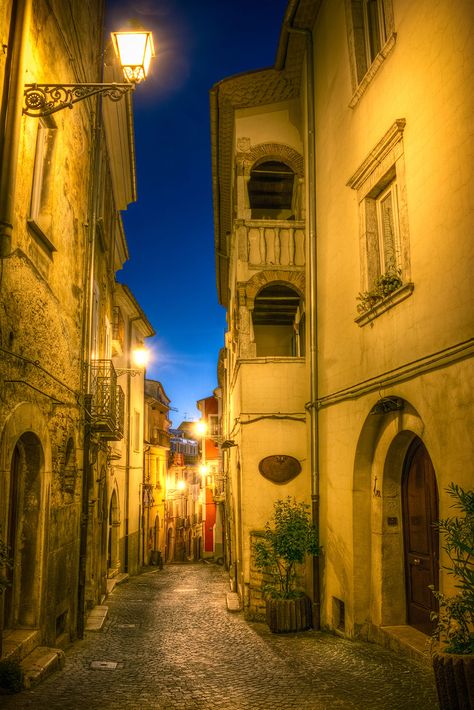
0, 0, 32, 257
124, 315, 141, 572
285, 16, 320, 630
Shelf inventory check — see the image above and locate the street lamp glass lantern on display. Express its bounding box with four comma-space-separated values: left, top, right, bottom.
131, 345, 149, 368
195, 421, 207, 436
111, 30, 155, 83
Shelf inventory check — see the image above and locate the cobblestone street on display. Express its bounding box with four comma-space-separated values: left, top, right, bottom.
2, 563, 438, 710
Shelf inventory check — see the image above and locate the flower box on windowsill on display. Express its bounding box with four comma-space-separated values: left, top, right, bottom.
355, 282, 414, 327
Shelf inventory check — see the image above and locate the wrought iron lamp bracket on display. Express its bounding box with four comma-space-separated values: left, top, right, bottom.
23, 82, 135, 117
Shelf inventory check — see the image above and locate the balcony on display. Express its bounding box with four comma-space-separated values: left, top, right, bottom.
90, 360, 124, 440
150, 429, 171, 448
237, 219, 305, 268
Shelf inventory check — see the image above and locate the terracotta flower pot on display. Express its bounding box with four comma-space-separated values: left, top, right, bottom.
265, 594, 312, 633
432, 649, 474, 710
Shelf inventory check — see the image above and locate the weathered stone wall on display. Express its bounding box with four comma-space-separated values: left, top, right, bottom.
0, 0, 112, 651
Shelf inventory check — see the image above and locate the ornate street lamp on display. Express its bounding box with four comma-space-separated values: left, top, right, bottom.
23, 29, 154, 117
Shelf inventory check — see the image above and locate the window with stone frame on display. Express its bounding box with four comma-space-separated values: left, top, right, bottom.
346, 0, 396, 106
28, 117, 57, 251
347, 119, 414, 324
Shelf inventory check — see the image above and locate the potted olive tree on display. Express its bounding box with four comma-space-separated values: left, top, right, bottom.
254, 497, 321, 633
430, 483, 474, 709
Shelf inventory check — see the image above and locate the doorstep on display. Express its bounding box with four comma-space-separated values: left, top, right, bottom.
226, 592, 241, 612
378, 625, 432, 667
1, 629, 41, 662
21, 646, 65, 689
85, 605, 108, 632
106, 572, 129, 595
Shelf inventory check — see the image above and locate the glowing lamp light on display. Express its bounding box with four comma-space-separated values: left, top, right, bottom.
195, 421, 207, 436
199, 464, 209, 477
177, 480, 186, 491
111, 30, 155, 83
131, 345, 149, 369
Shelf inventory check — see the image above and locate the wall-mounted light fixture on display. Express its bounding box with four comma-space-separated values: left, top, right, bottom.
115, 345, 150, 377
23, 30, 154, 117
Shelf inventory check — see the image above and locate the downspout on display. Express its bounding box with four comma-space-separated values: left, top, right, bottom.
124, 315, 141, 572
285, 19, 320, 629
0, 0, 32, 257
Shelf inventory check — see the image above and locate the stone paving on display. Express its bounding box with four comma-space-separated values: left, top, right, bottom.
2, 563, 439, 709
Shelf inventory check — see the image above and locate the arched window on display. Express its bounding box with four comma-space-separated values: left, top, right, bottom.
248, 161, 295, 220
252, 284, 305, 357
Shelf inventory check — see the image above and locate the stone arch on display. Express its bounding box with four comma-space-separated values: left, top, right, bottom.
107, 487, 120, 576
0, 402, 50, 630
238, 269, 305, 310
237, 142, 304, 178
352, 396, 433, 636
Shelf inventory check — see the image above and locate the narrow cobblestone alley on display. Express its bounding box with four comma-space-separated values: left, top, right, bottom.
2, 564, 439, 710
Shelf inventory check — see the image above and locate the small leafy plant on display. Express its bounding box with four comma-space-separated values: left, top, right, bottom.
254, 497, 321, 599
430, 483, 474, 654
357, 267, 403, 313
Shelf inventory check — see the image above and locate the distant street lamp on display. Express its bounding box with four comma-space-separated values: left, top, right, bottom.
23, 29, 155, 117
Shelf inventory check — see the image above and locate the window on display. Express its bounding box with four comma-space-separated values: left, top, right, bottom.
347, 119, 413, 324
248, 161, 295, 220
347, 0, 395, 105
208, 414, 219, 437
376, 180, 400, 274
28, 118, 57, 250
252, 284, 305, 357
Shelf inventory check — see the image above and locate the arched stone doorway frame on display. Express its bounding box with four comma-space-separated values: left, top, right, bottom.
107, 486, 121, 576
0, 402, 51, 630
352, 396, 439, 638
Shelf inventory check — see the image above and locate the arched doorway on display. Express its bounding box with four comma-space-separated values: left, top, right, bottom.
107, 490, 120, 576
402, 438, 439, 634
166, 526, 175, 562
4, 432, 43, 629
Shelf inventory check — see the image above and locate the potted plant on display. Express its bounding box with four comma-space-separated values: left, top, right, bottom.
254, 497, 321, 633
429, 483, 474, 709
357, 266, 403, 313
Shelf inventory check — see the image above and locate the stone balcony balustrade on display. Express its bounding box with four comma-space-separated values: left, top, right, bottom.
236, 219, 305, 268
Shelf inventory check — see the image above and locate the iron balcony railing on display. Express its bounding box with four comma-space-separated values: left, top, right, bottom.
90, 359, 124, 440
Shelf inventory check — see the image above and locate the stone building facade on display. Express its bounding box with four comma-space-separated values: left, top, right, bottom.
143, 378, 171, 567
0, 0, 145, 661
211, 0, 474, 650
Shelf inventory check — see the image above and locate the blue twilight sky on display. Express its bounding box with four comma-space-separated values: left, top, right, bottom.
106, 0, 288, 426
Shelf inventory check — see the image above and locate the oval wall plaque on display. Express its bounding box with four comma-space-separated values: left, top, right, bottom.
258, 455, 301, 484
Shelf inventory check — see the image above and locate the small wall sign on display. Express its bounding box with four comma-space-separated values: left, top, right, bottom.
258, 455, 301, 484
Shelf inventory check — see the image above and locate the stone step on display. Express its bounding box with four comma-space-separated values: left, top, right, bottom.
85, 605, 108, 632
1, 629, 41, 662
226, 592, 241, 612
21, 646, 65, 689
379, 625, 432, 667
106, 572, 129, 595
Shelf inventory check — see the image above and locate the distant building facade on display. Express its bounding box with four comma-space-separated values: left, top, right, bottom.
211, 0, 474, 646
166, 425, 202, 562
144, 378, 171, 567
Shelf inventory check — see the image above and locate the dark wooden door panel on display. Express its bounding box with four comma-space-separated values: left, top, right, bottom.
402, 439, 439, 635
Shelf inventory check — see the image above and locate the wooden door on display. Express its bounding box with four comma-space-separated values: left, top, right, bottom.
402, 439, 439, 635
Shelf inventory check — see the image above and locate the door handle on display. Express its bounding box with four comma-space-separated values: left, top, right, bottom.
412, 558, 421, 566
